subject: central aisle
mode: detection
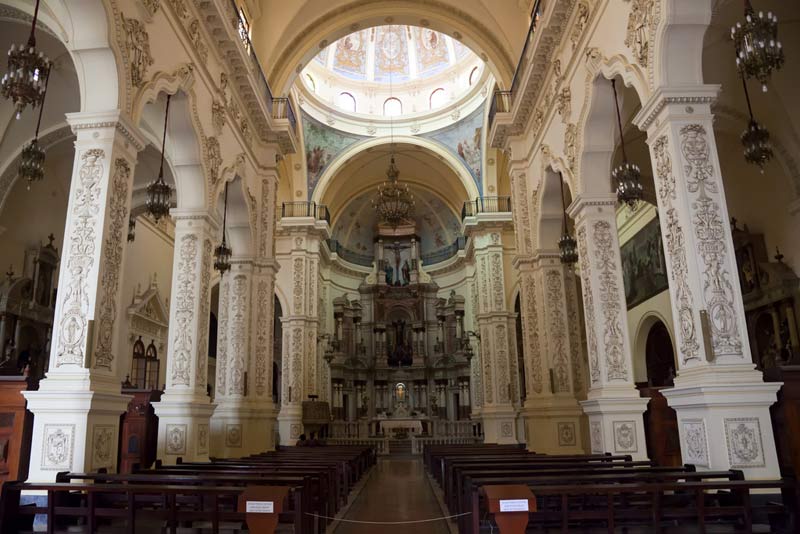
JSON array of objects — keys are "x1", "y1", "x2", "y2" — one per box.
[{"x1": 334, "y1": 457, "x2": 450, "y2": 534}]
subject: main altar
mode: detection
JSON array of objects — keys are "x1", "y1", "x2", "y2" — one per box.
[{"x1": 325, "y1": 218, "x2": 475, "y2": 438}]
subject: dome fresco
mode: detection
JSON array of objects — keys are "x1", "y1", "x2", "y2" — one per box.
[
  {"x1": 314, "y1": 26, "x2": 476, "y2": 84},
  {"x1": 333, "y1": 186, "x2": 462, "y2": 259}
]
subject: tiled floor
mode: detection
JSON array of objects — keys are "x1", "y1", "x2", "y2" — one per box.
[{"x1": 334, "y1": 457, "x2": 450, "y2": 534}]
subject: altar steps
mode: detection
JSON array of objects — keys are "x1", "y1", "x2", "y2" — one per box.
[{"x1": 389, "y1": 439, "x2": 413, "y2": 455}]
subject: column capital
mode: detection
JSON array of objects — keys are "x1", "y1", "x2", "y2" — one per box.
[
  {"x1": 170, "y1": 208, "x2": 220, "y2": 232},
  {"x1": 567, "y1": 193, "x2": 617, "y2": 220},
  {"x1": 633, "y1": 84, "x2": 721, "y2": 131},
  {"x1": 66, "y1": 109, "x2": 147, "y2": 153}
]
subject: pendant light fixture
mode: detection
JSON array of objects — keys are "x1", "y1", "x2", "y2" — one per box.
[
  {"x1": 214, "y1": 181, "x2": 232, "y2": 275},
  {"x1": 146, "y1": 94, "x2": 174, "y2": 222},
  {"x1": 18, "y1": 68, "x2": 50, "y2": 190},
  {"x1": 557, "y1": 172, "x2": 578, "y2": 266},
  {"x1": 1, "y1": 0, "x2": 50, "y2": 119},
  {"x1": 739, "y1": 74, "x2": 773, "y2": 172},
  {"x1": 372, "y1": 67, "x2": 414, "y2": 228},
  {"x1": 127, "y1": 216, "x2": 136, "y2": 243},
  {"x1": 611, "y1": 79, "x2": 643, "y2": 208},
  {"x1": 731, "y1": 0, "x2": 784, "y2": 92}
]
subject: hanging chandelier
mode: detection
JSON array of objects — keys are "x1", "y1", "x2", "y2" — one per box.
[
  {"x1": 372, "y1": 68, "x2": 414, "y2": 228},
  {"x1": 18, "y1": 68, "x2": 50, "y2": 189},
  {"x1": 1, "y1": 0, "x2": 50, "y2": 119},
  {"x1": 731, "y1": 0, "x2": 784, "y2": 92},
  {"x1": 739, "y1": 74, "x2": 773, "y2": 172},
  {"x1": 611, "y1": 79, "x2": 643, "y2": 208},
  {"x1": 127, "y1": 216, "x2": 136, "y2": 243},
  {"x1": 373, "y1": 155, "x2": 414, "y2": 228},
  {"x1": 214, "y1": 181, "x2": 232, "y2": 275},
  {"x1": 146, "y1": 94, "x2": 174, "y2": 221},
  {"x1": 557, "y1": 172, "x2": 578, "y2": 266}
]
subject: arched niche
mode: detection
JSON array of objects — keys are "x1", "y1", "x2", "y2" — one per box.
[{"x1": 632, "y1": 313, "x2": 677, "y2": 385}]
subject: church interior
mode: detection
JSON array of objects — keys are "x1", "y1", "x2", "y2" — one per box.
[{"x1": 0, "y1": 0, "x2": 798, "y2": 532}]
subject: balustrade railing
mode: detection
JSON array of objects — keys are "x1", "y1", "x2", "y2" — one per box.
[
  {"x1": 488, "y1": 0, "x2": 544, "y2": 128},
  {"x1": 420, "y1": 236, "x2": 468, "y2": 265},
  {"x1": 228, "y1": 0, "x2": 298, "y2": 134},
  {"x1": 461, "y1": 196, "x2": 512, "y2": 220},
  {"x1": 327, "y1": 239, "x2": 374, "y2": 267},
  {"x1": 328, "y1": 437, "x2": 389, "y2": 455},
  {"x1": 281, "y1": 201, "x2": 330, "y2": 223},
  {"x1": 411, "y1": 435, "x2": 481, "y2": 455}
]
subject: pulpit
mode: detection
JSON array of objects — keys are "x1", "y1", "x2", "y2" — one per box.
[{"x1": 118, "y1": 386, "x2": 162, "y2": 473}]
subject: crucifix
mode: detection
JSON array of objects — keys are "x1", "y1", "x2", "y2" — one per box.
[{"x1": 385, "y1": 240, "x2": 411, "y2": 285}]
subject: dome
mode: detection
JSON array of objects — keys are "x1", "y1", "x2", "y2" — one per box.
[{"x1": 301, "y1": 25, "x2": 485, "y2": 118}]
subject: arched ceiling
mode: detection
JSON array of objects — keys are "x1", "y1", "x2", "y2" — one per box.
[
  {"x1": 334, "y1": 185, "x2": 462, "y2": 256},
  {"x1": 248, "y1": 0, "x2": 533, "y2": 93},
  {"x1": 321, "y1": 141, "x2": 470, "y2": 219}
]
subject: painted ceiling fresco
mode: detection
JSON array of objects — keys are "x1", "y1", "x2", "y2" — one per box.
[
  {"x1": 333, "y1": 186, "x2": 462, "y2": 257},
  {"x1": 302, "y1": 102, "x2": 485, "y2": 198},
  {"x1": 315, "y1": 25, "x2": 477, "y2": 83}
]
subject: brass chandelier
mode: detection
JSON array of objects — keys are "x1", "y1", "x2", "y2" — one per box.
[
  {"x1": 146, "y1": 94, "x2": 174, "y2": 222},
  {"x1": 557, "y1": 172, "x2": 578, "y2": 266},
  {"x1": 1, "y1": 0, "x2": 50, "y2": 119},
  {"x1": 373, "y1": 154, "x2": 414, "y2": 228},
  {"x1": 611, "y1": 79, "x2": 643, "y2": 208},
  {"x1": 731, "y1": 0, "x2": 784, "y2": 93}
]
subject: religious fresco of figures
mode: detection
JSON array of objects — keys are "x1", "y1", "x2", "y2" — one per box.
[
  {"x1": 413, "y1": 27, "x2": 450, "y2": 77},
  {"x1": 621, "y1": 217, "x2": 669, "y2": 310},
  {"x1": 333, "y1": 187, "x2": 461, "y2": 258},
  {"x1": 374, "y1": 26, "x2": 411, "y2": 82},
  {"x1": 302, "y1": 112, "x2": 366, "y2": 195},
  {"x1": 421, "y1": 103, "x2": 484, "y2": 189},
  {"x1": 332, "y1": 30, "x2": 368, "y2": 79}
]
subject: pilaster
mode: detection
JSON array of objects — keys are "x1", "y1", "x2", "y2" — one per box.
[
  {"x1": 635, "y1": 86, "x2": 780, "y2": 477},
  {"x1": 517, "y1": 254, "x2": 585, "y2": 454},
  {"x1": 568, "y1": 194, "x2": 648, "y2": 460},
  {"x1": 24, "y1": 111, "x2": 146, "y2": 482},
  {"x1": 152, "y1": 210, "x2": 217, "y2": 464},
  {"x1": 470, "y1": 228, "x2": 518, "y2": 443}
]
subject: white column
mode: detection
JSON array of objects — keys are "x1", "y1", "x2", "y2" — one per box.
[
  {"x1": 152, "y1": 210, "x2": 217, "y2": 464},
  {"x1": 635, "y1": 87, "x2": 780, "y2": 478},
  {"x1": 518, "y1": 255, "x2": 585, "y2": 454},
  {"x1": 211, "y1": 259, "x2": 257, "y2": 457},
  {"x1": 277, "y1": 227, "x2": 323, "y2": 444},
  {"x1": 24, "y1": 112, "x2": 145, "y2": 482},
  {"x1": 569, "y1": 194, "x2": 648, "y2": 460},
  {"x1": 471, "y1": 229, "x2": 519, "y2": 443}
]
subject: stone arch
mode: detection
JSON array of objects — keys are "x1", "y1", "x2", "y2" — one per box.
[
  {"x1": 20, "y1": 0, "x2": 125, "y2": 112},
  {"x1": 311, "y1": 135, "x2": 481, "y2": 205},
  {"x1": 215, "y1": 175, "x2": 253, "y2": 259},
  {"x1": 137, "y1": 90, "x2": 206, "y2": 211},
  {"x1": 537, "y1": 166, "x2": 574, "y2": 252},
  {"x1": 651, "y1": 0, "x2": 712, "y2": 89},
  {"x1": 576, "y1": 68, "x2": 646, "y2": 196},
  {"x1": 267, "y1": 0, "x2": 515, "y2": 95}
]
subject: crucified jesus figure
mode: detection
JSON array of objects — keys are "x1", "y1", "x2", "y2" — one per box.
[{"x1": 385, "y1": 240, "x2": 411, "y2": 286}]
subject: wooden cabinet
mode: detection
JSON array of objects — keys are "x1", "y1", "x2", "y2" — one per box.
[{"x1": 638, "y1": 385, "x2": 682, "y2": 467}]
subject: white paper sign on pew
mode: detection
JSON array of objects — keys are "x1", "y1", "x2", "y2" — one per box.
[
  {"x1": 499, "y1": 499, "x2": 530, "y2": 512},
  {"x1": 246, "y1": 501, "x2": 275, "y2": 514}
]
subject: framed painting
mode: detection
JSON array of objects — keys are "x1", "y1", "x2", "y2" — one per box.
[{"x1": 621, "y1": 217, "x2": 669, "y2": 309}]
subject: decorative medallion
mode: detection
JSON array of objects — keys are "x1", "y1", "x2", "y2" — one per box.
[
  {"x1": 166, "y1": 424, "x2": 187, "y2": 455},
  {"x1": 42, "y1": 424, "x2": 75, "y2": 470},
  {"x1": 682, "y1": 419, "x2": 709, "y2": 467},
  {"x1": 558, "y1": 422, "x2": 577, "y2": 446},
  {"x1": 613, "y1": 420, "x2": 637, "y2": 453},
  {"x1": 724, "y1": 418, "x2": 765, "y2": 468}
]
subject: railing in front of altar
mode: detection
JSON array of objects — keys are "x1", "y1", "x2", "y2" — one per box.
[
  {"x1": 328, "y1": 437, "x2": 390, "y2": 455},
  {"x1": 411, "y1": 436, "x2": 482, "y2": 455}
]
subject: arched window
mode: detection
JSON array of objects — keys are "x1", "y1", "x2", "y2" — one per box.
[
  {"x1": 383, "y1": 97, "x2": 402, "y2": 117},
  {"x1": 131, "y1": 337, "x2": 146, "y2": 388},
  {"x1": 469, "y1": 66, "x2": 479, "y2": 86},
  {"x1": 337, "y1": 92, "x2": 356, "y2": 112},
  {"x1": 145, "y1": 340, "x2": 160, "y2": 390},
  {"x1": 306, "y1": 74, "x2": 316, "y2": 93},
  {"x1": 429, "y1": 88, "x2": 447, "y2": 109}
]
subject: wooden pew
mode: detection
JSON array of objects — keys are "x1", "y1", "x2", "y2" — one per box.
[{"x1": 0, "y1": 481, "x2": 302, "y2": 534}]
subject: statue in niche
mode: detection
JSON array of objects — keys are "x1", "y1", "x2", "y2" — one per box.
[
  {"x1": 402, "y1": 260, "x2": 411, "y2": 286},
  {"x1": 384, "y1": 263, "x2": 394, "y2": 285}
]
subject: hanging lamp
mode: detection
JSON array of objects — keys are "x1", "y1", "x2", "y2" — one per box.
[
  {"x1": 18, "y1": 68, "x2": 50, "y2": 189},
  {"x1": 739, "y1": 74, "x2": 773, "y2": 172},
  {"x1": 557, "y1": 172, "x2": 578, "y2": 266},
  {"x1": 731, "y1": 0, "x2": 783, "y2": 92},
  {"x1": 214, "y1": 181, "x2": 232, "y2": 275},
  {"x1": 1, "y1": 0, "x2": 50, "y2": 118},
  {"x1": 611, "y1": 80, "x2": 643, "y2": 208},
  {"x1": 127, "y1": 216, "x2": 136, "y2": 243},
  {"x1": 372, "y1": 67, "x2": 414, "y2": 228},
  {"x1": 146, "y1": 94, "x2": 174, "y2": 222}
]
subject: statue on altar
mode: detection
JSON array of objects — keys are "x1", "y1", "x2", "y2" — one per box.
[
  {"x1": 384, "y1": 263, "x2": 394, "y2": 285},
  {"x1": 402, "y1": 260, "x2": 411, "y2": 286}
]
